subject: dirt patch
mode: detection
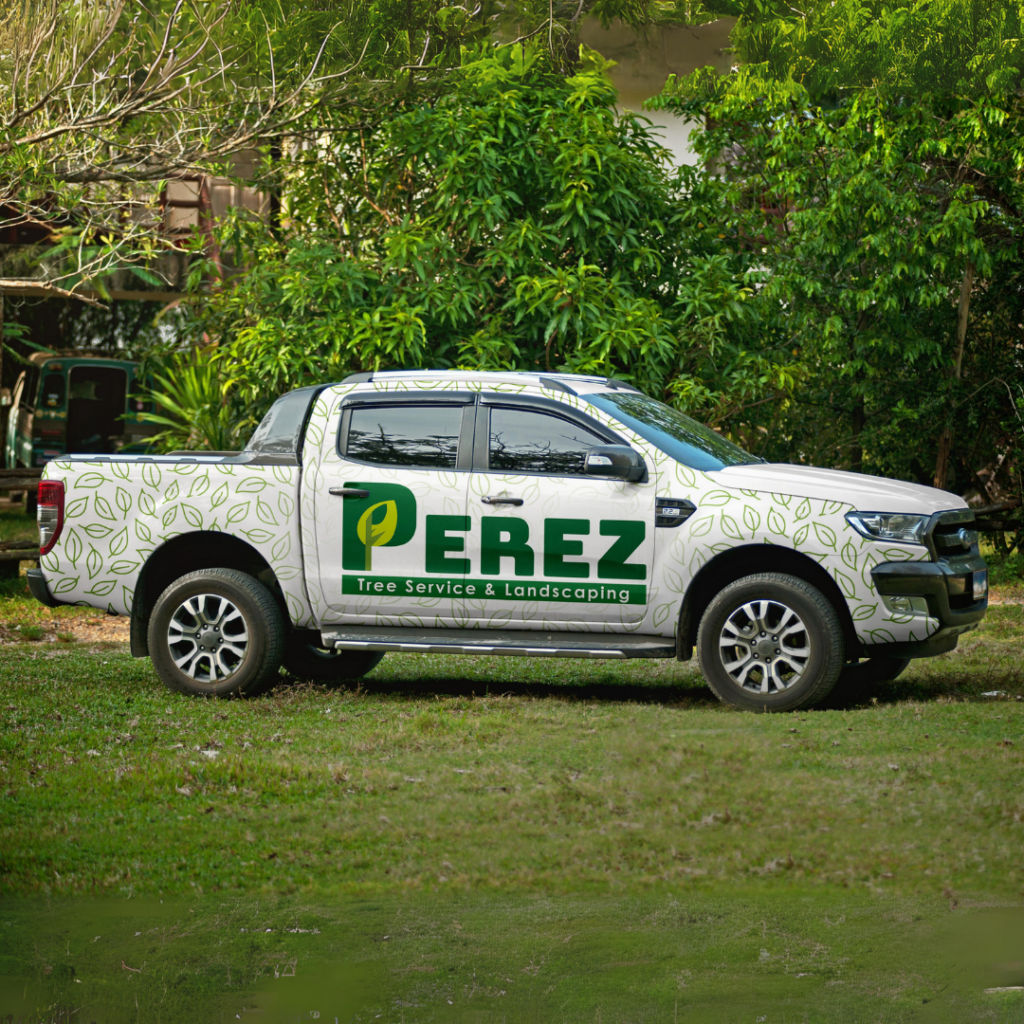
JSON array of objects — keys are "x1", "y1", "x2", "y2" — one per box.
[{"x1": 0, "y1": 614, "x2": 130, "y2": 645}]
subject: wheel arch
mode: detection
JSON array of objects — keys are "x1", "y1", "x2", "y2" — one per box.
[
  {"x1": 131, "y1": 531, "x2": 290, "y2": 657},
  {"x1": 676, "y1": 544, "x2": 861, "y2": 661}
]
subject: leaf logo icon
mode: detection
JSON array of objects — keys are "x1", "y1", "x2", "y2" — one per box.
[{"x1": 357, "y1": 500, "x2": 399, "y2": 570}]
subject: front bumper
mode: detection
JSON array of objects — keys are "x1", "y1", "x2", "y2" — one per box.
[{"x1": 868, "y1": 552, "x2": 988, "y2": 658}]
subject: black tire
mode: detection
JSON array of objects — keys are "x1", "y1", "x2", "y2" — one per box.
[
  {"x1": 697, "y1": 572, "x2": 845, "y2": 712},
  {"x1": 148, "y1": 568, "x2": 286, "y2": 697},
  {"x1": 283, "y1": 631, "x2": 384, "y2": 685}
]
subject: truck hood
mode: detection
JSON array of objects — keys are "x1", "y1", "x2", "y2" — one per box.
[{"x1": 712, "y1": 463, "x2": 966, "y2": 516}]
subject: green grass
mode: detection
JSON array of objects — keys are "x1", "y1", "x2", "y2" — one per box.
[{"x1": 1, "y1": 503, "x2": 1022, "y2": 1022}]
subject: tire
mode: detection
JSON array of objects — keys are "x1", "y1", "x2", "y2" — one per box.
[
  {"x1": 697, "y1": 572, "x2": 845, "y2": 712},
  {"x1": 148, "y1": 568, "x2": 286, "y2": 697},
  {"x1": 283, "y1": 631, "x2": 384, "y2": 685}
]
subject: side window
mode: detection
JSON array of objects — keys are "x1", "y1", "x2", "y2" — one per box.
[
  {"x1": 345, "y1": 403, "x2": 463, "y2": 469},
  {"x1": 488, "y1": 406, "x2": 606, "y2": 475}
]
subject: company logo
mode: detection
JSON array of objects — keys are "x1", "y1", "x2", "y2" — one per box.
[{"x1": 342, "y1": 483, "x2": 417, "y2": 571}]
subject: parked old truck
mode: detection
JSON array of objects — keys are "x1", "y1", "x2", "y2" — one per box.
[{"x1": 27, "y1": 371, "x2": 989, "y2": 711}]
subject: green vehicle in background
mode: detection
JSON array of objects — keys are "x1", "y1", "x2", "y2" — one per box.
[{"x1": 4, "y1": 351, "x2": 156, "y2": 472}]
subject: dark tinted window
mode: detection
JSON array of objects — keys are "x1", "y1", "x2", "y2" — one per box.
[
  {"x1": 585, "y1": 392, "x2": 758, "y2": 471},
  {"x1": 247, "y1": 385, "x2": 324, "y2": 457},
  {"x1": 488, "y1": 407, "x2": 605, "y2": 475},
  {"x1": 347, "y1": 404, "x2": 462, "y2": 469},
  {"x1": 41, "y1": 373, "x2": 66, "y2": 409}
]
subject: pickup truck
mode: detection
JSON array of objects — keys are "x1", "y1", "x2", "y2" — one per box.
[{"x1": 27, "y1": 370, "x2": 989, "y2": 711}]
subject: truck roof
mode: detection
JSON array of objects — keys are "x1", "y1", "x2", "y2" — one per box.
[{"x1": 343, "y1": 370, "x2": 634, "y2": 393}]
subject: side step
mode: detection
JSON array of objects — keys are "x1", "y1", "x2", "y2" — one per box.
[{"x1": 321, "y1": 626, "x2": 676, "y2": 660}]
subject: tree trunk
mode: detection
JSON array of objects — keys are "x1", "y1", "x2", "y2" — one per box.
[{"x1": 933, "y1": 262, "x2": 974, "y2": 490}]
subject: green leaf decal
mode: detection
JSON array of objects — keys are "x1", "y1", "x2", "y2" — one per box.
[
  {"x1": 822, "y1": 500, "x2": 845, "y2": 516},
  {"x1": 771, "y1": 493, "x2": 791, "y2": 508},
  {"x1": 173, "y1": 462, "x2": 198, "y2": 476},
  {"x1": 41, "y1": 553, "x2": 59, "y2": 572},
  {"x1": 109, "y1": 528, "x2": 129, "y2": 557},
  {"x1": 122, "y1": 586, "x2": 134, "y2": 612},
  {"x1": 275, "y1": 565, "x2": 300, "y2": 580},
  {"x1": 109, "y1": 560, "x2": 139, "y2": 575},
  {"x1": 272, "y1": 465, "x2": 292, "y2": 485},
  {"x1": 742, "y1": 506, "x2": 761, "y2": 535},
  {"x1": 688, "y1": 515, "x2": 714, "y2": 539},
  {"x1": 87, "y1": 579, "x2": 116, "y2": 597},
  {"x1": 181, "y1": 504, "x2": 204, "y2": 529},
  {"x1": 879, "y1": 547, "x2": 914, "y2": 561},
  {"x1": 65, "y1": 529, "x2": 82, "y2": 568},
  {"x1": 86, "y1": 546, "x2": 102, "y2": 580},
  {"x1": 271, "y1": 534, "x2": 291, "y2": 562},
  {"x1": 164, "y1": 480, "x2": 180, "y2": 502},
  {"x1": 236, "y1": 477, "x2": 268, "y2": 494},
  {"x1": 701, "y1": 490, "x2": 733, "y2": 507},
  {"x1": 75, "y1": 473, "x2": 106, "y2": 489},
  {"x1": 134, "y1": 519, "x2": 152, "y2": 543},
  {"x1": 53, "y1": 577, "x2": 79, "y2": 594},
  {"x1": 255, "y1": 498, "x2": 278, "y2": 526},
  {"x1": 210, "y1": 483, "x2": 229, "y2": 509},
  {"x1": 674, "y1": 463, "x2": 696, "y2": 488},
  {"x1": 841, "y1": 539, "x2": 858, "y2": 569},
  {"x1": 188, "y1": 474, "x2": 210, "y2": 499},
  {"x1": 214, "y1": 463, "x2": 236, "y2": 476},
  {"x1": 278, "y1": 492, "x2": 295, "y2": 518},
  {"x1": 111, "y1": 462, "x2": 131, "y2": 480},
  {"x1": 866, "y1": 628, "x2": 896, "y2": 645},
  {"x1": 141, "y1": 463, "x2": 162, "y2": 489},
  {"x1": 243, "y1": 528, "x2": 275, "y2": 544},
  {"x1": 850, "y1": 603, "x2": 877, "y2": 621},
  {"x1": 162, "y1": 505, "x2": 178, "y2": 529},
  {"x1": 225, "y1": 502, "x2": 250, "y2": 525},
  {"x1": 794, "y1": 498, "x2": 811, "y2": 521},
  {"x1": 767, "y1": 508, "x2": 786, "y2": 535},
  {"x1": 812, "y1": 522, "x2": 837, "y2": 549},
  {"x1": 116, "y1": 487, "x2": 132, "y2": 514},
  {"x1": 720, "y1": 512, "x2": 744, "y2": 540},
  {"x1": 832, "y1": 568, "x2": 856, "y2": 598},
  {"x1": 82, "y1": 523, "x2": 112, "y2": 539},
  {"x1": 653, "y1": 602, "x2": 672, "y2": 628},
  {"x1": 139, "y1": 492, "x2": 156, "y2": 517},
  {"x1": 793, "y1": 524, "x2": 810, "y2": 547},
  {"x1": 94, "y1": 496, "x2": 116, "y2": 521},
  {"x1": 664, "y1": 567, "x2": 685, "y2": 593},
  {"x1": 65, "y1": 497, "x2": 88, "y2": 519}
]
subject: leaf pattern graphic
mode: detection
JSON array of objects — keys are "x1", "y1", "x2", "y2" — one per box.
[
  {"x1": 767, "y1": 508, "x2": 786, "y2": 535},
  {"x1": 210, "y1": 483, "x2": 229, "y2": 509},
  {"x1": 53, "y1": 577, "x2": 79, "y2": 594},
  {"x1": 173, "y1": 462, "x2": 198, "y2": 476},
  {"x1": 841, "y1": 539, "x2": 858, "y2": 569},
  {"x1": 141, "y1": 463, "x2": 161, "y2": 489},
  {"x1": 273, "y1": 466, "x2": 292, "y2": 485},
  {"x1": 86, "y1": 546, "x2": 102, "y2": 580},
  {"x1": 122, "y1": 587, "x2": 134, "y2": 612},
  {"x1": 65, "y1": 529, "x2": 82, "y2": 568},
  {"x1": 272, "y1": 534, "x2": 292, "y2": 562},
  {"x1": 82, "y1": 523, "x2": 112, "y2": 539},
  {"x1": 182, "y1": 504, "x2": 204, "y2": 528},
  {"x1": 794, "y1": 498, "x2": 811, "y2": 521},
  {"x1": 720, "y1": 512, "x2": 744, "y2": 541},
  {"x1": 742, "y1": 506, "x2": 761, "y2": 535},
  {"x1": 832, "y1": 568, "x2": 857, "y2": 598},
  {"x1": 116, "y1": 487, "x2": 132, "y2": 514},
  {"x1": 162, "y1": 505, "x2": 178, "y2": 529},
  {"x1": 236, "y1": 477, "x2": 268, "y2": 493},
  {"x1": 65, "y1": 497, "x2": 88, "y2": 519},
  {"x1": 109, "y1": 528, "x2": 129, "y2": 556},
  {"x1": 111, "y1": 462, "x2": 131, "y2": 480},
  {"x1": 94, "y1": 496, "x2": 116, "y2": 521},
  {"x1": 664, "y1": 567, "x2": 685, "y2": 593},
  {"x1": 688, "y1": 515, "x2": 714, "y2": 538},
  {"x1": 812, "y1": 522, "x2": 837, "y2": 549},
  {"x1": 653, "y1": 602, "x2": 672, "y2": 628},
  {"x1": 793, "y1": 524, "x2": 810, "y2": 547},
  {"x1": 164, "y1": 480, "x2": 180, "y2": 502},
  {"x1": 850, "y1": 603, "x2": 877, "y2": 621},
  {"x1": 771, "y1": 493, "x2": 791, "y2": 508},
  {"x1": 134, "y1": 519, "x2": 152, "y2": 543},
  {"x1": 226, "y1": 502, "x2": 250, "y2": 525},
  {"x1": 188, "y1": 474, "x2": 210, "y2": 498},
  {"x1": 278, "y1": 492, "x2": 295, "y2": 518},
  {"x1": 244, "y1": 528, "x2": 275, "y2": 544},
  {"x1": 87, "y1": 580, "x2": 116, "y2": 597},
  {"x1": 110, "y1": 560, "x2": 139, "y2": 575},
  {"x1": 139, "y1": 492, "x2": 156, "y2": 516},
  {"x1": 701, "y1": 490, "x2": 733, "y2": 507},
  {"x1": 75, "y1": 473, "x2": 106, "y2": 488},
  {"x1": 256, "y1": 498, "x2": 278, "y2": 526}
]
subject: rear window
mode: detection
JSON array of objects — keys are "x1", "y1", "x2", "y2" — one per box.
[{"x1": 40, "y1": 373, "x2": 66, "y2": 409}]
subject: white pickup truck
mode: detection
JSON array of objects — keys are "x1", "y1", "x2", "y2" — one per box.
[{"x1": 28, "y1": 371, "x2": 989, "y2": 711}]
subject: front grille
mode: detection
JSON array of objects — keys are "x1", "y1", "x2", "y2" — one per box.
[{"x1": 927, "y1": 509, "x2": 976, "y2": 561}]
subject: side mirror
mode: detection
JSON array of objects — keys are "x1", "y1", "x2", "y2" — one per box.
[{"x1": 584, "y1": 445, "x2": 647, "y2": 483}]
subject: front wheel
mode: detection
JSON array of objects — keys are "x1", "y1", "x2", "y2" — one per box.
[
  {"x1": 283, "y1": 631, "x2": 384, "y2": 685},
  {"x1": 148, "y1": 568, "x2": 286, "y2": 697},
  {"x1": 697, "y1": 572, "x2": 845, "y2": 712}
]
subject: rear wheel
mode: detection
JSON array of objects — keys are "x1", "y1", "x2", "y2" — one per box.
[
  {"x1": 283, "y1": 631, "x2": 384, "y2": 684},
  {"x1": 697, "y1": 572, "x2": 845, "y2": 712},
  {"x1": 148, "y1": 568, "x2": 286, "y2": 697}
]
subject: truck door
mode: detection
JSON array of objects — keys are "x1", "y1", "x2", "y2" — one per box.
[
  {"x1": 312, "y1": 391, "x2": 474, "y2": 627},
  {"x1": 464, "y1": 397, "x2": 655, "y2": 627}
]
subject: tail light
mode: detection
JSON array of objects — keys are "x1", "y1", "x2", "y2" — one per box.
[{"x1": 38, "y1": 480, "x2": 65, "y2": 556}]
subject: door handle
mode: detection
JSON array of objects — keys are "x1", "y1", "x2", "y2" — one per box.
[
  {"x1": 482, "y1": 496, "x2": 523, "y2": 506},
  {"x1": 329, "y1": 487, "x2": 370, "y2": 498}
]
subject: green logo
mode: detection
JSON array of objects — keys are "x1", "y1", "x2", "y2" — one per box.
[{"x1": 342, "y1": 483, "x2": 417, "y2": 571}]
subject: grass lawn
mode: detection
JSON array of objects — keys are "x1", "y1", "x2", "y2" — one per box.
[{"x1": 1, "y1": 505, "x2": 1022, "y2": 1021}]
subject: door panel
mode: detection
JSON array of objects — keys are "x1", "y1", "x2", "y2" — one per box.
[
  {"x1": 464, "y1": 403, "x2": 655, "y2": 627},
  {"x1": 312, "y1": 395, "x2": 473, "y2": 627}
]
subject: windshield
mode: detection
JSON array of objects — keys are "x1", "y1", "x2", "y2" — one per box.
[{"x1": 585, "y1": 391, "x2": 760, "y2": 471}]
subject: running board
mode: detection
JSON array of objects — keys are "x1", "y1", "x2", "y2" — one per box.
[{"x1": 320, "y1": 626, "x2": 675, "y2": 660}]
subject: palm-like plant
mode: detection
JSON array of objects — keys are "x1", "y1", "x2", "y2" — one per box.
[{"x1": 140, "y1": 352, "x2": 246, "y2": 452}]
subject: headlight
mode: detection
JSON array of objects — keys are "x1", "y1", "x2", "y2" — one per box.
[{"x1": 846, "y1": 511, "x2": 928, "y2": 545}]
